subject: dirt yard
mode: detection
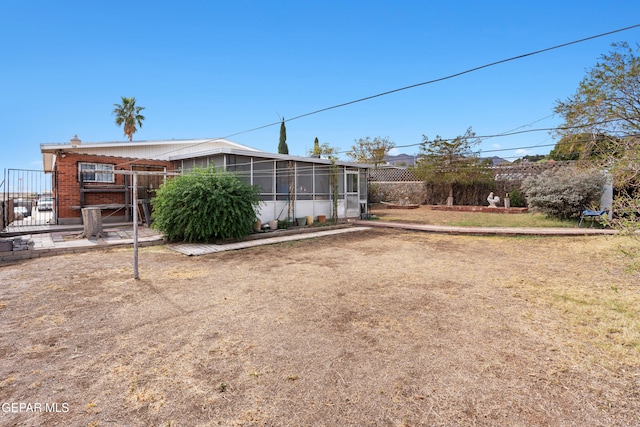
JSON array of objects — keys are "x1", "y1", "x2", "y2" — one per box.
[{"x1": 1, "y1": 220, "x2": 639, "y2": 425}]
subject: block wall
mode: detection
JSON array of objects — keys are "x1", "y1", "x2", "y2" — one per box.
[{"x1": 368, "y1": 181, "x2": 428, "y2": 205}]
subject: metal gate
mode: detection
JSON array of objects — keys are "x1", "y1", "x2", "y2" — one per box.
[{"x1": 2, "y1": 168, "x2": 56, "y2": 230}]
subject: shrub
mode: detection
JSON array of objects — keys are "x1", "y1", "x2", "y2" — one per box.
[
  {"x1": 151, "y1": 167, "x2": 261, "y2": 242},
  {"x1": 506, "y1": 188, "x2": 525, "y2": 207},
  {"x1": 521, "y1": 167, "x2": 605, "y2": 219}
]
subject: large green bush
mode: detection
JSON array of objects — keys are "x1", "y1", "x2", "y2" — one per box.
[
  {"x1": 151, "y1": 168, "x2": 261, "y2": 242},
  {"x1": 521, "y1": 167, "x2": 605, "y2": 219}
]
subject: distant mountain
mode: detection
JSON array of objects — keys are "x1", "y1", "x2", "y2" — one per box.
[{"x1": 483, "y1": 156, "x2": 510, "y2": 166}]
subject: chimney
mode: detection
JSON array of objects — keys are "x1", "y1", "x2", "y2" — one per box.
[{"x1": 70, "y1": 135, "x2": 81, "y2": 146}]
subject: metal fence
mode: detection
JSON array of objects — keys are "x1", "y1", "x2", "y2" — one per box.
[{"x1": 2, "y1": 168, "x2": 56, "y2": 229}]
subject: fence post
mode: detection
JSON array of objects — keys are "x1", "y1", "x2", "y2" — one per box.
[{"x1": 133, "y1": 172, "x2": 139, "y2": 280}]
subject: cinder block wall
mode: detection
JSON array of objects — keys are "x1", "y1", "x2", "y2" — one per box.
[
  {"x1": 54, "y1": 154, "x2": 174, "y2": 223},
  {"x1": 368, "y1": 182, "x2": 428, "y2": 204}
]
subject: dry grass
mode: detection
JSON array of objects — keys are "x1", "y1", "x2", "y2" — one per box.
[
  {"x1": 0, "y1": 217, "x2": 638, "y2": 426},
  {"x1": 371, "y1": 203, "x2": 580, "y2": 228}
]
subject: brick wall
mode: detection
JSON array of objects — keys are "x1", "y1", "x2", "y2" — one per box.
[{"x1": 54, "y1": 153, "x2": 174, "y2": 222}]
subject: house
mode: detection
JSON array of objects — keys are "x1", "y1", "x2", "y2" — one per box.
[
  {"x1": 41, "y1": 136, "x2": 370, "y2": 225},
  {"x1": 384, "y1": 153, "x2": 416, "y2": 167},
  {"x1": 383, "y1": 153, "x2": 510, "y2": 167}
]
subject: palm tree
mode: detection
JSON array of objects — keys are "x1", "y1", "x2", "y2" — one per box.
[{"x1": 113, "y1": 97, "x2": 145, "y2": 141}]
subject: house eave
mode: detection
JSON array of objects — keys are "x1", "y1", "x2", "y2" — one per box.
[
  {"x1": 42, "y1": 152, "x2": 56, "y2": 173},
  {"x1": 39, "y1": 138, "x2": 372, "y2": 170},
  {"x1": 169, "y1": 148, "x2": 373, "y2": 168}
]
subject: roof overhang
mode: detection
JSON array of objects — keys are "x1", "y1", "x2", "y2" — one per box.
[
  {"x1": 169, "y1": 147, "x2": 372, "y2": 168},
  {"x1": 42, "y1": 152, "x2": 55, "y2": 173},
  {"x1": 39, "y1": 137, "x2": 256, "y2": 151},
  {"x1": 38, "y1": 138, "x2": 372, "y2": 170},
  {"x1": 39, "y1": 138, "x2": 261, "y2": 171}
]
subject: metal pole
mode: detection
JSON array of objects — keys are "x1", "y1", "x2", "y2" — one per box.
[{"x1": 133, "y1": 172, "x2": 139, "y2": 280}]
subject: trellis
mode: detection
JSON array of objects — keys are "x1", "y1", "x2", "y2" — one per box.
[
  {"x1": 368, "y1": 162, "x2": 573, "y2": 183},
  {"x1": 368, "y1": 168, "x2": 419, "y2": 182},
  {"x1": 368, "y1": 162, "x2": 575, "y2": 206},
  {"x1": 490, "y1": 161, "x2": 570, "y2": 182}
]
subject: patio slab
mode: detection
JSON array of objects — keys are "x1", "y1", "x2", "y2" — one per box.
[{"x1": 168, "y1": 227, "x2": 372, "y2": 256}]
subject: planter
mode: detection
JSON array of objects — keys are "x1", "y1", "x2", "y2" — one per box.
[
  {"x1": 254, "y1": 220, "x2": 262, "y2": 232},
  {"x1": 317, "y1": 215, "x2": 326, "y2": 223},
  {"x1": 306, "y1": 215, "x2": 314, "y2": 225},
  {"x1": 268, "y1": 220, "x2": 278, "y2": 230},
  {"x1": 296, "y1": 217, "x2": 307, "y2": 226}
]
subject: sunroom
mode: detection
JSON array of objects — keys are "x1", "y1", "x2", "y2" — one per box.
[{"x1": 171, "y1": 149, "x2": 370, "y2": 223}]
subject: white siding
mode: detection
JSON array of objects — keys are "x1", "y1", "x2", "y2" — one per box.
[{"x1": 42, "y1": 139, "x2": 259, "y2": 161}]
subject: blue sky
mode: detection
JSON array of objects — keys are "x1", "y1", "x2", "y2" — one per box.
[{"x1": 1, "y1": 1, "x2": 639, "y2": 175}]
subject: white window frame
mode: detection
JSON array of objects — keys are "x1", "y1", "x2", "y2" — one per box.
[{"x1": 79, "y1": 162, "x2": 115, "y2": 183}]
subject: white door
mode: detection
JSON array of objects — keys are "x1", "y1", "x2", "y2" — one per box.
[{"x1": 346, "y1": 171, "x2": 360, "y2": 218}]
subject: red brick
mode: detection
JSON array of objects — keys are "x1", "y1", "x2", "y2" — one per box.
[{"x1": 54, "y1": 154, "x2": 174, "y2": 221}]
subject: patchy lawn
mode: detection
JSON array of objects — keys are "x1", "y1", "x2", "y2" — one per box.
[
  {"x1": 0, "y1": 227, "x2": 638, "y2": 426},
  {"x1": 369, "y1": 203, "x2": 580, "y2": 228}
]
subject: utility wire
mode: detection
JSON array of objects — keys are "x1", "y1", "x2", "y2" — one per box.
[
  {"x1": 228, "y1": 23, "x2": 640, "y2": 134},
  {"x1": 115, "y1": 23, "x2": 640, "y2": 166},
  {"x1": 385, "y1": 119, "x2": 625, "y2": 153},
  {"x1": 156, "y1": 120, "x2": 634, "y2": 172}
]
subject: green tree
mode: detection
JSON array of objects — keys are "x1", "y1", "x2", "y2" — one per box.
[
  {"x1": 312, "y1": 137, "x2": 321, "y2": 155},
  {"x1": 555, "y1": 42, "x2": 640, "y2": 143},
  {"x1": 319, "y1": 144, "x2": 341, "y2": 221},
  {"x1": 278, "y1": 118, "x2": 289, "y2": 154},
  {"x1": 554, "y1": 42, "x2": 640, "y2": 232},
  {"x1": 112, "y1": 96, "x2": 145, "y2": 141},
  {"x1": 513, "y1": 154, "x2": 547, "y2": 163},
  {"x1": 346, "y1": 136, "x2": 395, "y2": 168},
  {"x1": 151, "y1": 167, "x2": 261, "y2": 242},
  {"x1": 548, "y1": 133, "x2": 621, "y2": 161},
  {"x1": 412, "y1": 127, "x2": 492, "y2": 205},
  {"x1": 307, "y1": 142, "x2": 341, "y2": 220}
]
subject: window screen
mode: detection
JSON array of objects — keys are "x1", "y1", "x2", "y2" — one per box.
[
  {"x1": 79, "y1": 163, "x2": 115, "y2": 183},
  {"x1": 253, "y1": 159, "x2": 274, "y2": 193}
]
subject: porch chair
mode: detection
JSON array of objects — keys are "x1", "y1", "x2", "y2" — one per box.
[{"x1": 578, "y1": 208, "x2": 608, "y2": 227}]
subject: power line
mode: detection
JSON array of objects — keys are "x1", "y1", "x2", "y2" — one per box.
[
  {"x1": 238, "y1": 24, "x2": 640, "y2": 130},
  {"x1": 157, "y1": 125, "x2": 632, "y2": 172},
  {"x1": 115, "y1": 23, "x2": 640, "y2": 166},
  {"x1": 475, "y1": 143, "x2": 558, "y2": 155},
  {"x1": 492, "y1": 114, "x2": 557, "y2": 136},
  {"x1": 384, "y1": 119, "x2": 624, "y2": 154}
]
